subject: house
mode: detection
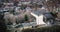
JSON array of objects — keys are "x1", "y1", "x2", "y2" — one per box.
[
  {"x1": 31, "y1": 11, "x2": 46, "y2": 25},
  {"x1": 31, "y1": 10, "x2": 54, "y2": 25},
  {"x1": 21, "y1": 1, "x2": 31, "y2": 5}
]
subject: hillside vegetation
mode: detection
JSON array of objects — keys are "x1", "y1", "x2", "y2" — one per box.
[{"x1": 22, "y1": 25, "x2": 60, "y2": 32}]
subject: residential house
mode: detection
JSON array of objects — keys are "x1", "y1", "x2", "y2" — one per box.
[{"x1": 31, "y1": 9, "x2": 54, "y2": 25}]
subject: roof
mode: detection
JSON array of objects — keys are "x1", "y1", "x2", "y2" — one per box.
[
  {"x1": 44, "y1": 13, "x2": 54, "y2": 19},
  {"x1": 32, "y1": 9, "x2": 47, "y2": 16},
  {"x1": 31, "y1": 9, "x2": 54, "y2": 19}
]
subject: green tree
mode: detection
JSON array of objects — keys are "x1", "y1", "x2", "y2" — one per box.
[
  {"x1": 0, "y1": 14, "x2": 7, "y2": 32},
  {"x1": 50, "y1": 12, "x2": 58, "y2": 18},
  {"x1": 20, "y1": 4, "x2": 26, "y2": 10},
  {"x1": 24, "y1": 14, "x2": 29, "y2": 21},
  {"x1": 9, "y1": 10, "x2": 15, "y2": 15}
]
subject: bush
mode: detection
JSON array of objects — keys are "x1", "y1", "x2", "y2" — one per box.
[
  {"x1": 50, "y1": 12, "x2": 57, "y2": 18},
  {"x1": 24, "y1": 14, "x2": 29, "y2": 21},
  {"x1": 22, "y1": 25, "x2": 60, "y2": 32},
  {"x1": 20, "y1": 5, "x2": 27, "y2": 10}
]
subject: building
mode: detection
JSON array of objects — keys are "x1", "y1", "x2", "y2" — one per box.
[
  {"x1": 31, "y1": 10, "x2": 46, "y2": 25},
  {"x1": 31, "y1": 9, "x2": 54, "y2": 25}
]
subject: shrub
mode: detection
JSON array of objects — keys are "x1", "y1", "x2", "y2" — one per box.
[{"x1": 24, "y1": 14, "x2": 29, "y2": 21}]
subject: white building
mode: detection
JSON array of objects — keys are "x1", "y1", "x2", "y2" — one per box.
[
  {"x1": 31, "y1": 11, "x2": 46, "y2": 25},
  {"x1": 31, "y1": 10, "x2": 54, "y2": 25}
]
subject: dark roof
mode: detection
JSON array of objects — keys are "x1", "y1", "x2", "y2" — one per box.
[
  {"x1": 32, "y1": 9, "x2": 54, "y2": 19},
  {"x1": 32, "y1": 9, "x2": 47, "y2": 16},
  {"x1": 44, "y1": 13, "x2": 54, "y2": 19}
]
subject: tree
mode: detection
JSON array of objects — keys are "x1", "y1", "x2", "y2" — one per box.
[
  {"x1": 50, "y1": 12, "x2": 58, "y2": 18},
  {"x1": 44, "y1": 0, "x2": 60, "y2": 12},
  {"x1": 24, "y1": 14, "x2": 29, "y2": 21},
  {"x1": 7, "y1": 21, "x2": 13, "y2": 25},
  {"x1": 2, "y1": 0, "x2": 9, "y2": 2},
  {"x1": 43, "y1": 0, "x2": 60, "y2": 18},
  {"x1": 0, "y1": 3, "x2": 3, "y2": 8},
  {"x1": 9, "y1": 10, "x2": 15, "y2": 15},
  {"x1": 20, "y1": 4, "x2": 27, "y2": 10},
  {"x1": 0, "y1": 14, "x2": 7, "y2": 32},
  {"x1": 14, "y1": 0, "x2": 19, "y2": 6}
]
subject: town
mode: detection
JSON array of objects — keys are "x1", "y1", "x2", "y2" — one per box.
[{"x1": 0, "y1": 0, "x2": 60, "y2": 32}]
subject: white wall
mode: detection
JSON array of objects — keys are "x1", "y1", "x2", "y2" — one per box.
[
  {"x1": 31, "y1": 12, "x2": 46, "y2": 25},
  {"x1": 36, "y1": 15, "x2": 46, "y2": 25}
]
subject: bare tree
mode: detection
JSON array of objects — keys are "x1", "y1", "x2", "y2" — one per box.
[
  {"x1": 42, "y1": 0, "x2": 60, "y2": 18},
  {"x1": 44, "y1": 0, "x2": 60, "y2": 12}
]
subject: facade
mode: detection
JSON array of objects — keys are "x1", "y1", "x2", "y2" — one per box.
[{"x1": 31, "y1": 12, "x2": 46, "y2": 25}]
